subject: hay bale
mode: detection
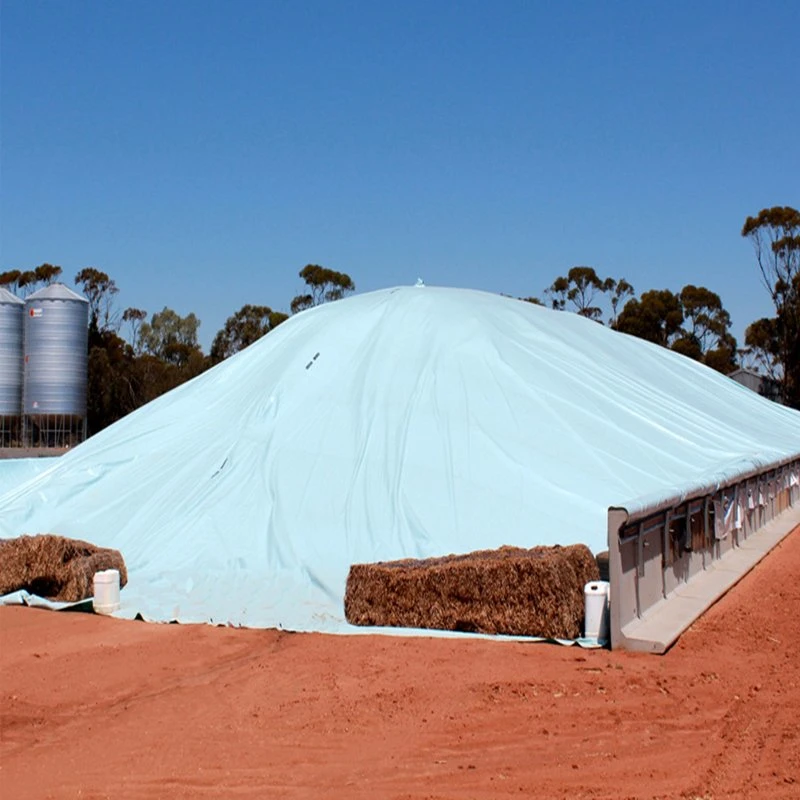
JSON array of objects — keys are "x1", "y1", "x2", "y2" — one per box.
[
  {"x1": 0, "y1": 534, "x2": 127, "y2": 602},
  {"x1": 345, "y1": 543, "x2": 599, "y2": 640}
]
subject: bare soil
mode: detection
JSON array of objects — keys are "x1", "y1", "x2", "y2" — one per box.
[{"x1": 2, "y1": 529, "x2": 799, "y2": 800}]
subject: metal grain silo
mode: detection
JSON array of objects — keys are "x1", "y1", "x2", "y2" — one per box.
[
  {"x1": 0, "y1": 287, "x2": 24, "y2": 446},
  {"x1": 23, "y1": 283, "x2": 89, "y2": 448}
]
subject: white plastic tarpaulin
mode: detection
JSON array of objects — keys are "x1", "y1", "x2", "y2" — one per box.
[
  {"x1": 0, "y1": 457, "x2": 58, "y2": 491},
  {"x1": 2, "y1": 286, "x2": 799, "y2": 631}
]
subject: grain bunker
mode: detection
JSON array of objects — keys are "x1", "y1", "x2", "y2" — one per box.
[{"x1": 1, "y1": 285, "x2": 799, "y2": 649}]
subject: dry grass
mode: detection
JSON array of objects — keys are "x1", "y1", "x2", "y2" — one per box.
[
  {"x1": 0, "y1": 534, "x2": 127, "y2": 602},
  {"x1": 345, "y1": 543, "x2": 599, "y2": 639}
]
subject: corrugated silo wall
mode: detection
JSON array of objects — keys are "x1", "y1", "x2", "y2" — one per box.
[
  {"x1": 0, "y1": 291, "x2": 25, "y2": 445},
  {"x1": 23, "y1": 293, "x2": 89, "y2": 430}
]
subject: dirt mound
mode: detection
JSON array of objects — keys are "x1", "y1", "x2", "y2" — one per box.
[
  {"x1": 0, "y1": 534, "x2": 126, "y2": 602},
  {"x1": 345, "y1": 543, "x2": 599, "y2": 639}
]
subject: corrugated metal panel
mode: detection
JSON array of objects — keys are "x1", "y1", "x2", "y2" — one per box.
[
  {"x1": 23, "y1": 283, "x2": 89, "y2": 415},
  {"x1": 0, "y1": 287, "x2": 25, "y2": 415}
]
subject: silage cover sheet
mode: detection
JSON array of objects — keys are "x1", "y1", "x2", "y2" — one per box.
[
  {"x1": 1, "y1": 286, "x2": 799, "y2": 632},
  {"x1": 0, "y1": 457, "x2": 59, "y2": 491}
]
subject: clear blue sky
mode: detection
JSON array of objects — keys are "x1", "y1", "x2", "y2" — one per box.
[{"x1": 2, "y1": 0, "x2": 798, "y2": 351}]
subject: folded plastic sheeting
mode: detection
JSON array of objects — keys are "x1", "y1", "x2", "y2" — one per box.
[
  {"x1": 1, "y1": 286, "x2": 799, "y2": 633},
  {"x1": 0, "y1": 457, "x2": 59, "y2": 492}
]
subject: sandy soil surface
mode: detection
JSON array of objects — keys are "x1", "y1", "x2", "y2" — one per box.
[{"x1": 2, "y1": 530, "x2": 799, "y2": 800}]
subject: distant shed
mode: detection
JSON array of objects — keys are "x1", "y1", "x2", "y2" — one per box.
[{"x1": 728, "y1": 368, "x2": 782, "y2": 403}]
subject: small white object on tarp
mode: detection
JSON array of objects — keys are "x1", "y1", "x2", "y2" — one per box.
[
  {"x1": 584, "y1": 580, "x2": 610, "y2": 642},
  {"x1": 93, "y1": 569, "x2": 121, "y2": 615}
]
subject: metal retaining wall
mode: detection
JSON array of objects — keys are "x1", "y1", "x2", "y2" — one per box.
[{"x1": 608, "y1": 456, "x2": 800, "y2": 653}]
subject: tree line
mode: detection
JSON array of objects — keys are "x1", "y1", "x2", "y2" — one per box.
[
  {"x1": 1, "y1": 205, "x2": 797, "y2": 434},
  {"x1": 521, "y1": 270, "x2": 738, "y2": 373}
]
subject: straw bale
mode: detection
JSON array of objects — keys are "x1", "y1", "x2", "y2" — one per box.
[
  {"x1": 345, "y1": 543, "x2": 599, "y2": 639},
  {"x1": 0, "y1": 534, "x2": 127, "y2": 602}
]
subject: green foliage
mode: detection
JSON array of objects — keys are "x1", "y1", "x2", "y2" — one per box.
[
  {"x1": 0, "y1": 270, "x2": 22, "y2": 292},
  {"x1": 527, "y1": 266, "x2": 737, "y2": 373},
  {"x1": 741, "y1": 206, "x2": 800, "y2": 298},
  {"x1": 609, "y1": 279, "x2": 635, "y2": 326},
  {"x1": 1, "y1": 264, "x2": 63, "y2": 296},
  {"x1": 210, "y1": 304, "x2": 288, "y2": 363},
  {"x1": 33, "y1": 263, "x2": 62, "y2": 285},
  {"x1": 535, "y1": 268, "x2": 736, "y2": 375},
  {"x1": 74, "y1": 267, "x2": 119, "y2": 331},
  {"x1": 545, "y1": 266, "x2": 618, "y2": 321},
  {"x1": 703, "y1": 346, "x2": 738, "y2": 375},
  {"x1": 614, "y1": 286, "x2": 736, "y2": 373},
  {"x1": 670, "y1": 334, "x2": 703, "y2": 361},
  {"x1": 0, "y1": 268, "x2": 39, "y2": 296},
  {"x1": 741, "y1": 206, "x2": 800, "y2": 406},
  {"x1": 614, "y1": 289, "x2": 684, "y2": 346},
  {"x1": 86, "y1": 329, "x2": 209, "y2": 435},
  {"x1": 678, "y1": 285, "x2": 737, "y2": 373},
  {"x1": 121, "y1": 307, "x2": 147, "y2": 354},
  {"x1": 139, "y1": 307, "x2": 202, "y2": 367},
  {"x1": 16, "y1": 270, "x2": 38, "y2": 295},
  {"x1": 86, "y1": 332, "x2": 133, "y2": 433},
  {"x1": 290, "y1": 264, "x2": 355, "y2": 314},
  {"x1": 742, "y1": 317, "x2": 781, "y2": 380}
]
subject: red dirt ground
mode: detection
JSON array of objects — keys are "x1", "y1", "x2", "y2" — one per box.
[{"x1": 2, "y1": 530, "x2": 799, "y2": 800}]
